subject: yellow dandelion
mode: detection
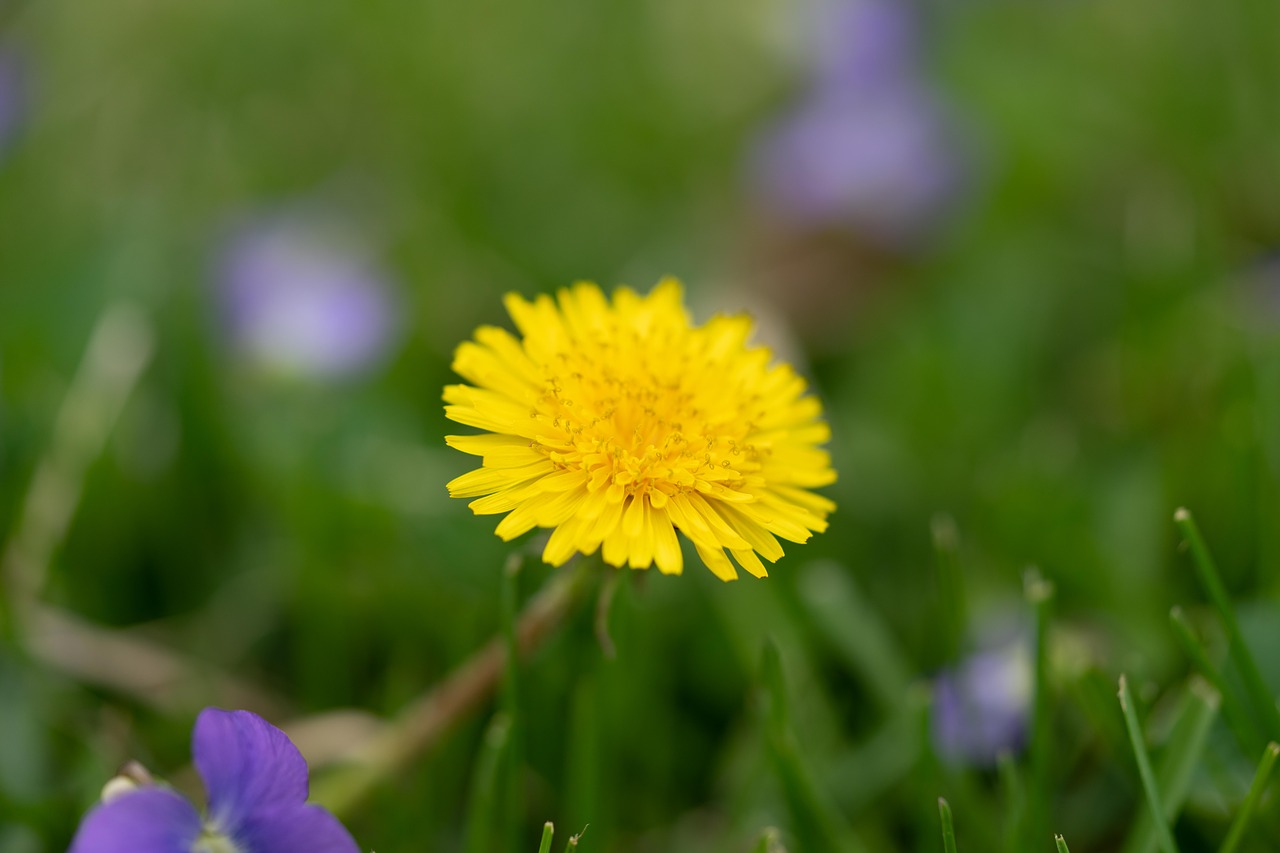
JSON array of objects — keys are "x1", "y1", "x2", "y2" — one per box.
[{"x1": 444, "y1": 278, "x2": 836, "y2": 581}]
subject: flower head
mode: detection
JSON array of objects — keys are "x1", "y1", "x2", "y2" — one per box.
[
  {"x1": 444, "y1": 279, "x2": 836, "y2": 580},
  {"x1": 0, "y1": 46, "x2": 28, "y2": 157},
  {"x1": 749, "y1": 0, "x2": 962, "y2": 246},
  {"x1": 70, "y1": 708, "x2": 359, "y2": 853},
  {"x1": 214, "y1": 215, "x2": 398, "y2": 379},
  {"x1": 931, "y1": 639, "x2": 1031, "y2": 766}
]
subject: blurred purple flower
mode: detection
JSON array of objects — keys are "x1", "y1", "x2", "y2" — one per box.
[
  {"x1": 811, "y1": 0, "x2": 920, "y2": 97},
  {"x1": 932, "y1": 640, "x2": 1031, "y2": 766},
  {"x1": 750, "y1": 0, "x2": 962, "y2": 245},
  {"x1": 216, "y1": 217, "x2": 398, "y2": 379},
  {"x1": 0, "y1": 47, "x2": 27, "y2": 154},
  {"x1": 70, "y1": 708, "x2": 359, "y2": 853}
]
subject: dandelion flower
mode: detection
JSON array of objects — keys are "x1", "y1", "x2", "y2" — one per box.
[{"x1": 444, "y1": 279, "x2": 836, "y2": 580}]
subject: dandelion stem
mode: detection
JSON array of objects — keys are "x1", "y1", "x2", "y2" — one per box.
[
  {"x1": 312, "y1": 564, "x2": 589, "y2": 817},
  {"x1": 1118, "y1": 675, "x2": 1181, "y2": 853},
  {"x1": 593, "y1": 569, "x2": 621, "y2": 660}
]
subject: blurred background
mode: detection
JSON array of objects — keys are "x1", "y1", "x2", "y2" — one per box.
[{"x1": 2, "y1": 0, "x2": 1280, "y2": 850}]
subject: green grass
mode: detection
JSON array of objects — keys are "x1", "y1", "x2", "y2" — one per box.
[{"x1": 4, "y1": 0, "x2": 1280, "y2": 850}]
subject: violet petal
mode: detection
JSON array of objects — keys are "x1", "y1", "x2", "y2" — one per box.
[
  {"x1": 233, "y1": 804, "x2": 361, "y2": 853},
  {"x1": 68, "y1": 788, "x2": 202, "y2": 853},
  {"x1": 193, "y1": 709, "x2": 309, "y2": 831},
  {"x1": 813, "y1": 0, "x2": 920, "y2": 96}
]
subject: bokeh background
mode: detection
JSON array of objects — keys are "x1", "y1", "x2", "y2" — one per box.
[{"x1": 2, "y1": 0, "x2": 1280, "y2": 850}]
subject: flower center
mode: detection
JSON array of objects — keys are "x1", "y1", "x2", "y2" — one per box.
[
  {"x1": 529, "y1": 329, "x2": 769, "y2": 505},
  {"x1": 191, "y1": 824, "x2": 243, "y2": 853}
]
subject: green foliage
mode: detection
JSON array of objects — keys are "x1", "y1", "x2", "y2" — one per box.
[{"x1": 2, "y1": 0, "x2": 1280, "y2": 851}]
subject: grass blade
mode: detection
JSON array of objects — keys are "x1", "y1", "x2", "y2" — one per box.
[
  {"x1": 501, "y1": 554, "x2": 523, "y2": 716},
  {"x1": 824, "y1": 686, "x2": 928, "y2": 814},
  {"x1": 1024, "y1": 569, "x2": 1054, "y2": 849},
  {"x1": 500, "y1": 554, "x2": 524, "y2": 852},
  {"x1": 1218, "y1": 742, "x2": 1280, "y2": 853},
  {"x1": 464, "y1": 712, "x2": 514, "y2": 853},
  {"x1": 798, "y1": 562, "x2": 912, "y2": 712},
  {"x1": 1055, "y1": 835, "x2": 1071, "y2": 853},
  {"x1": 997, "y1": 751, "x2": 1026, "y2": 853},
  {"x1": 537, "y1": 822, "x2": 554, "y2": 853},
  {"x1": 752, "y1": 827, "x2": 784, "y2": 853},
  {"x1": 311, "y1": 565, "x2": 587, "y2": 818},
  {"x1": 1, "y1": 304, "x2": 154, "y2": 640},
  {"x1": 1118, "y1": 675, "x2": 1181, "y2": 853},
  {"x1": 1122, "y1": 677, "x2": 1220, "y2": 853},
  {"x1": 939, "y1": 797, "x2": 959, "y2": 853},
  {"x1": 1169, "y1": 607, "x2": 1265, "y2": 756},
  {"x1": 1174, "y1": 508, "x2": 1280, "y2": 740},
  {"x1": 563, "y1": 676, "x2": 602, "y2": 845},
  {"x1": 761, "y1": 640, "x2": 866, "y2": 853},
  {"x1": 932, "y1": 513, "x2": 967, "y2": 662}
]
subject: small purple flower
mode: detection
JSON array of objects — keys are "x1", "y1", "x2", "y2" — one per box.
[
  {"x1": 753, "y1": 91, "x2": 958, "y2": 244},
  {"x1": 810, "y1": 0, "x2": 921, "y2": 97},
  {"x1": 932, "y1": 640, "x2": 1031, "y2": 767},
  {"x1": 215, "y1": 216, "x2": 398, "y2": 379},
  {"x1": 70, "y1": 708, "x2": 360, "y2": 853},
  {"x1": 0, "y1": 46, "x2": 28, "y2": 154},
  {"x1": 750, "y1": 0, "x2": 962, "y2": 246}
]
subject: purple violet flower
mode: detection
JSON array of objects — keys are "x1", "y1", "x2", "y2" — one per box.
[
  {"x1": 215, "y1": 216, "x2": 398, "y2": 379},
  {"x1": 69, "y1": 708, "x2": 360, "y2": 853},
  {"x1": 931, "y1": 640, "x2": 1031, "y2": 767},
  {"x1": 750, "y1": 0, "x2": 962, "y2": 246}
]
